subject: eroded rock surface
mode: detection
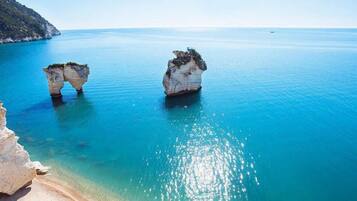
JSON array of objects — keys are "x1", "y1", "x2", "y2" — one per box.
[
  {"x1": 0, "y1": 102, "x2": 49, "y2": 195},
  {"x1": 43, "y1": 65, "x2": 65, "y2": 97},
  {"x1": 163, "y1": 48, "x2": 207, "y2": 96},
  {"x1": 64, "y1": 63, "x2": 90, "y2": 93},
  {"x1": 43, "y1": 62, "x2": 89, "y2": 97}
]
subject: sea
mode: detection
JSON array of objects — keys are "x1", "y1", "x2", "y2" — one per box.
[{"x1": 0, "y1": 28, "x2": 357, "y2": 201}]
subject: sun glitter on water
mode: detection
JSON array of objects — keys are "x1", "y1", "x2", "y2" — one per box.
[{"x1": 159, "y1": 122, "x2": 259, "y2": 201}]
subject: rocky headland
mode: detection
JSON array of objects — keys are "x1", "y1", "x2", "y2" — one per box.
[
  {"x1": 0, "y1": 102, "x2": 49, "y2": 195},
  {"x1": 43, "y1": 62, "x2": 90, "y2": 98},
  {"x1": 163, "y1": 48, "x2": 207, "y2": 96},
  {"x1": 0, "y1": 102, "x2": 104, "y2": 200},
  {"x1": 0, "y1": 0, "x2": 60, "y2": 44}
]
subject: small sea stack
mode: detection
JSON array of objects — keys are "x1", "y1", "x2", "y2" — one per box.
[
  {"x1": 163, "y1": 48, "x2": 207, "y2": 96},
  {"x1": 43, "y1": 62, "x2": 90, "y2": 98},
  {"x1": 0, "y1": 102, "x2": 49, "y2": 195}
]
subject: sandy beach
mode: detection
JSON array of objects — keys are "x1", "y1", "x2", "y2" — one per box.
[
  {"x1": 0, "y1": 164, "x2": 122, "y2": 201},
  {"x1": 0, "y1": 175, "x2": 89, "y2": 201}
]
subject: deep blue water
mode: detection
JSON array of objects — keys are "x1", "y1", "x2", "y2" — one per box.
[{"x1": 0, "y1": 28, "x2": 357, "y2": 201}]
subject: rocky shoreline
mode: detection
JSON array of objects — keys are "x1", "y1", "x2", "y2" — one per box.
[
  {"x1": 0, "y1": 33, "x2": 60, "y2": 44},
  {"x1": 0, "y1": 102, "x2": 50, "y2": 195},
  {"x1": 0, "y1": 102, "x2": 102, "y2": 201},
  {"x1": 0, "y1": 81, "x2": 119, "y2": 201}
]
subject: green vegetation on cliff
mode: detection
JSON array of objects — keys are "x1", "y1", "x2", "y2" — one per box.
[{"x1": 0, "y1": 0, "x2": 60, "y2": 43}]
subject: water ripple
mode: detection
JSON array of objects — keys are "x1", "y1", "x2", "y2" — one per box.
[{"x1": 159, "y1": 122, "x2": 259, "y2": 201}]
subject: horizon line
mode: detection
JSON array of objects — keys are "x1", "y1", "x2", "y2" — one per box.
[{"x1": 59, "y1": 25, "x2": 357, "y2": 31}]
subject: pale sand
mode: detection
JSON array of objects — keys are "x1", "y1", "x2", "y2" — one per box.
[
  {"x1": 0, "y1": 175, "x2": 88, "y2": 201},
  {"x1": 47, "y1": 164, "x2": 123, "y2": 201},
  {"x1": 0, "y1": 165, "x2": 122, "y2": 201}
]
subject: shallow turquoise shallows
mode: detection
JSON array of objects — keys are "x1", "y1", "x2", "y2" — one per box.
[{"x1": 1, "y1": 28, "x2": 357, "y2": 201}]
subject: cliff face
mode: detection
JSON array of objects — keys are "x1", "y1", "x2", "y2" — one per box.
[
  {"x1": 0, "y1": 0, "x2": 60, "y2": 44},
  {"x1": 43, "y1": 62, "x2": 90, "y2": 97},
  {"x1": 0, "y1": 102, "x2": 49, "y2": 195},
  {"x1": 163, "y1": 48, "x2": 207, "y2": 96},
  {"x1": 0, "y1": 102, "x2": 47, "y2": 195}
]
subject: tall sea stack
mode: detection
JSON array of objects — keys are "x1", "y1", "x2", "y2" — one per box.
[{"x1": 163, "y1": 48, "x2": 207, "y2": 96}]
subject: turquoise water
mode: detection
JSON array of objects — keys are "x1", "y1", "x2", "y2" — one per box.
[{"x1": 1, "y1": 28, "x2": 357, "y2": 201}]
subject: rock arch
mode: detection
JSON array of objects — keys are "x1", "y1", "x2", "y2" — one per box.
[{"x1": 43, "y1": 62, "x2": 90, "y2": 98}]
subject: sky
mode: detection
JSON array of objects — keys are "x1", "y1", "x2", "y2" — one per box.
[{"x1": 18, "y1": 0, "x2": 357, "y2": 30}]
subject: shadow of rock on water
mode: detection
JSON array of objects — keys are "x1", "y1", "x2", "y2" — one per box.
[
  {"x1": 53, "y1": 93, "x2": 95, "y2": 130},
  {"x1": 51, "y1": 96, "x2": 66, "y2": 108},
  {"x1": 23, "y1": 92, "x2": 88, "y2": 113},
  {"x1": 161, "y1": 91, "x2": 205, "y2": 126},
  {"x1": 164, "y1": 91, "x2": 202, "y2": 109},
  {"x1": 22, "y1": 98, "x2": 65, "y2": 114}
]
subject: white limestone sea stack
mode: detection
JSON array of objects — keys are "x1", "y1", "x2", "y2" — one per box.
[
  {"x1": 0, "y1": 102, "x2": 49, "y2": 195},
  {"x1": 43, "y1": 62, "x2": 90, "y2": 98},
  {"x1": 163, "y1": 48, "x2": 207, "y2": 96}
]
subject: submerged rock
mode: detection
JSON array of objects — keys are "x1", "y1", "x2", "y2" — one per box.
[
  {"x1": 163, "y1": 48, "x2": 207, "y2": 96},
  {"x1": 0, "y1": 102, "x2": 49, "y2": 195},
  {"x1": 43, "y1": 62, "x2": 90, "y2": 97}
]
